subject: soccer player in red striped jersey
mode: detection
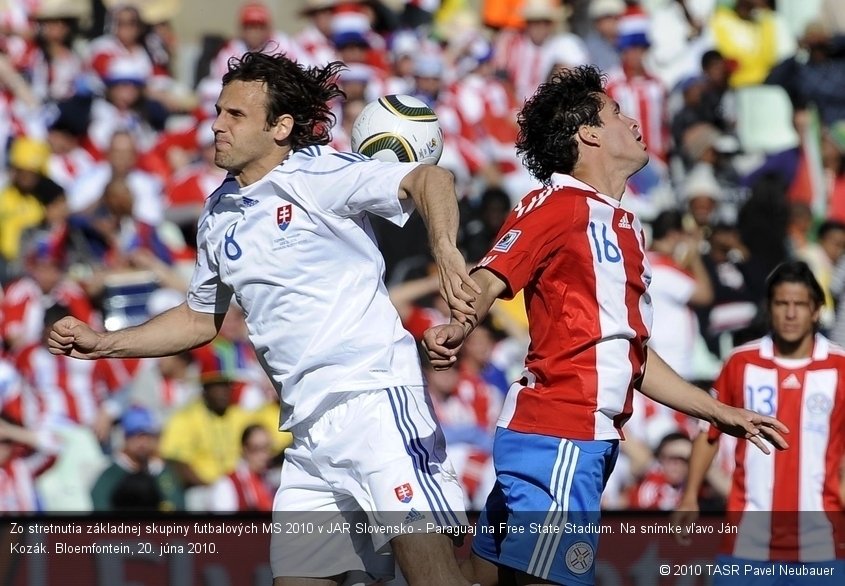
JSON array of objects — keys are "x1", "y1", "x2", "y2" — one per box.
[
  {"x1": 674, "y1": 261, "x2": 845, "y2": 583},
  {"x1": 424, "y1": 65, "x2": 788, "y2": 586}
]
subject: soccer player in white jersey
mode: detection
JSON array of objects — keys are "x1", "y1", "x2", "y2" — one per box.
[
  {"x1": 673, "y1": 261, "x2": 845, "y2": 584},
  {"x1": 423, "y1": 65, "x2": 789, "y2": 586},
  {"x1": 47, "y1": 51, "x2": 480, "y2": 586}
]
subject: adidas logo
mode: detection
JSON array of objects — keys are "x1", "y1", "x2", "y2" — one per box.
[
  {"x1": 782, "y1": 373, "x2": 801, "y2": 389},
  {"x1": 618, "y1": 213, "x2": 631, "y2": 229},
  {"x1": 242, "y1": 197, "x2": 259, "y2": 207},
  {"x1": 404, "y1": 509, "x2": 425, "y2": 524}
]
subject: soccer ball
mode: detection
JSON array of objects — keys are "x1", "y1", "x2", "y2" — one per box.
[{"x1": 351, "y1": 95, "x2": 444, "y2": 165}]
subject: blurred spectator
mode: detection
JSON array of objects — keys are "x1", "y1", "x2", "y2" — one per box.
[
  {"x1": 461, "y1": 186, "x2": 512, "y2": 262},
  {"x1": 68, "y1": 130, "x2": 163, "y2": 224},
  {"x1": 90, "y1": 406, "x2": 184, "y2": 511},
  {"x1": 492, "y1": 0, "x2": 588, "y2": 103},
  {"x1": 13, "y1": 304, "x2": 128, "y2": 441},
  {"x1": 44, "y1": 97, "x2": 96, "y2": 192},
  {"x1": 766, "y1": 20, "x2": 845, "y2": 128},
  {"x1": 158, "y1": 364, "x2": 254, "y2": 488},
  {"x1": 647, "y1": 209, "x2": 713, "y2": 381},
  {"x1": 296, "y1": 0, "x2": 344, "y2": 67},
  {"x1": 0, "y1": 137, "x2": 63, "y2": 272},
  {"x1": 682, "y1": 162, "x2": 726, "y2": 240},
  {"x1": 737, "y1": 173, "x2": 791, "y2": 279},
  {"x1": 628, "y1": 432, "x2": 692, "y2": 511},
  {"x1": 0, "y1": 415, "x2": 61, "y2": 513},
  {"x1": 86, "y1": 57, "x2": 166, "y2": 157},
  {"x1": 389, "y1": 272, "x2": 448, "y2": 342},
  {"x1": 16, "y1": 0, "x2": 88, "y2": 103},
  {"x1": 207, "y1": 424, "x2": 274, "y2": 512},
  {"x1": 583, "y1": 0, "x2": 624, "y2": 73},
  {"x1": 698, "y1": 222, "x2": 764, "y2": 356},
  {"x1": 207, "y1": 2, "x2": 302, "y2": 83},
  {"x1": 163, "y1": 120, "x2": 226, "y2": 238},
  {"x1": 606, "y1": 12, "x2": 668, "y2": 161},
  {"x1": 1, "y1": 238, "x2": 96, "y2": 354},
  {"x1": 330, "y1": 6, "x2": 387, "y2": 97},
  {"x1": 127, "y1": 352, "x2": 198, "y2": 424},
  {"x1": 710, "y1": 0, "x2": 795, "y2": 88},
  {"x1": 794, "y1": 218, "x2": 845, "y2": 330},
  {"x1": 383, "y1": 29, "x2": 419, "y2": 95},
  {"x1": 87, "y1": 4, "x2": 162, "y2": 92},
  {"x1": 68, "y1": 176, "x2": 188, "y2": 274}
]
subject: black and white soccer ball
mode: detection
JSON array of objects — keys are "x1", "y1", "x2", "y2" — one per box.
[{"x1": 351, "y1": 95, "x2": 444, "y2": 165}]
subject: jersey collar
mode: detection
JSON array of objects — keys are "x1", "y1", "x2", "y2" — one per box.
[{"x1": 549, "y1": 173, "x2": 620, "y2": 208}]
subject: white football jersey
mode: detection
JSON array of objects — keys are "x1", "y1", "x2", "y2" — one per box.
[{"x1": 187, "y1": 146, "x2": 424, "y2": 429}]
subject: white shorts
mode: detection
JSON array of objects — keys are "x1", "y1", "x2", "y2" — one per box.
[{"x1": 270, "y1": 385, "x2": 467, "y2": 581}]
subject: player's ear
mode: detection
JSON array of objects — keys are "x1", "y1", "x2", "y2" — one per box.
[
  {"x1": 577, "y1": 125, "x2": 600, "y2": 148},
  {"x1": 273, "y1": 114, "x2": 294, "y2": 142}
]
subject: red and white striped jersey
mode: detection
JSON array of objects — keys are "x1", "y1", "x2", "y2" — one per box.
[
  {"x1": 606, "y1": 72, "x2": 668, "y2": 162},
  {"x1": 1, "y1": 277, "x2": 97, "y2": 354},
  {"x1": 476, "y1": 174, "x2": 653, "y2": 440},
  {"x1": 14, "y1": 344, "x2": 130, "y2": 428},
  {"x1": 708, "y1": 335, "x2": 845, "y2": 561}
]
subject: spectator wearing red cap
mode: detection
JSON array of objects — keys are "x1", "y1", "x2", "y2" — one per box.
[{"x1": 206, "y1": 2, "x2": 303, "y2": 87}]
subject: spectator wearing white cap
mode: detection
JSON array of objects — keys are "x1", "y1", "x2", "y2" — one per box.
[
  {"x1": 583, "y1": 0, "x2": 625, "y2": 73},
  {"x1": 606, "y1": 11, "x2": 669, "y2": 161},
  {"x1": 492, "y1": 0, "x2": 589, "y2": 102},
  {"x1": 16, "y1": 0, "x2": 88, "y2": 103},
  {"x1": 85, "y1": 57, "x2": 162, "y2": 157},
  {"x1": 384, "y1": 30, "x2": 420, "y2": 96}
]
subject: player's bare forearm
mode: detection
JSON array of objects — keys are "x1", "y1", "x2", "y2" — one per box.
[
  {"x1": 51, "y1": 303, "x2": 223, "y2": 360},
  {"x1": 101, "y1": 303, "x2": 222, "y2": 358},
  {"x1": 399, "y1": 165, "x2": 481, "y2": 316},
  {"x1": 455, "y1": 269, "x2": 507, "y2": 331},
  {"x1": 641, "y1": 349, "x2": 789, "y2": 453},
  {"x1": 640, "y1": 349, "x2": 719, "y2": 420},
  {"x1": 399, "y1": 165, "x2": 460, "y2": 252}
]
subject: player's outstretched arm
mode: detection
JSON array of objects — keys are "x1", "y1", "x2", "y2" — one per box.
[
  {"x1": 670, "y1": 432, "x2": 720, "y2": 545},
  {"x1": 423, "y1": 268, "x2": 506, "y2": 369},
  {"x1": 640, "y1": 349, "x2": 789, "y2": 453},
  {"x1": 48, "y1": 302, "x2": 224, "y2": 360},
  {"x1": 398, "y1": 165, "x2": 481, "y2": 319}
]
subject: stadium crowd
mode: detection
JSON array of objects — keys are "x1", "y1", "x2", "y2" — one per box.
[{"x1": 0, "y1": 0, "x2": 844, "y2": 514}]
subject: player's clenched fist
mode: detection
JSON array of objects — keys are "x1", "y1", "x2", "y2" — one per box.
[
  {"x1": 422, "y1": 323, "x2": 468, "y2": 370},
  {"x1": 48, "y1": 316, "x2": 103, "y2": 359}
]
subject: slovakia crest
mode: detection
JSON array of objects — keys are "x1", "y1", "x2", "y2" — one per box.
[
  {"x1": 394, "y1": 483, "x2": 414, "y2": 503},
  {"x1": 277, "y1": 204, "x2": 293, "y2": 231}
]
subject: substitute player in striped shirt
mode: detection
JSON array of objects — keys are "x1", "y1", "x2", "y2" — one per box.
[
  {"x1": 48, "y1": 52, "x2": 480, "y2": 586},
  {"x1": 424, "y1": 65, "x2": 788, "y2": 586},
  {"x1": 674, "y1": 261, "x2": 845, "y2": 584}
]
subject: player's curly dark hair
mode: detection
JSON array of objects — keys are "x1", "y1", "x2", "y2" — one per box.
[
  {"x1": 223, "y1": 51, "x2": 346, "y2": 150},
  {"x1": 516, "y1": 65, "x2": 606, "y2": 185}
]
